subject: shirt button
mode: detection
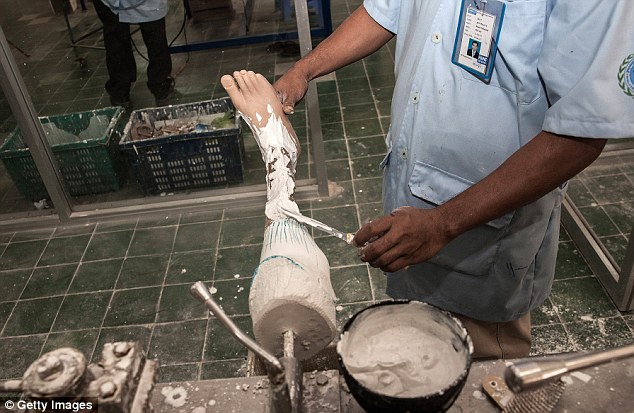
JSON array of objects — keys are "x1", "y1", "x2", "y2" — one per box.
[
  {"x1": 411, "y1": 92, "x2": 420, "y2": 104},
  {"x1": 400, "y1": 148, "x2": 408, "y2": 159},
  {"x1": 431, "y1": 32, "x2": 442, "y2": 43}
]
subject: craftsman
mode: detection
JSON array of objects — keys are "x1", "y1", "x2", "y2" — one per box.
[
  {"x1": 93, "y1": 0, "x2": 174, "y2": 110},
  {"x1": 273, "y1": 0, "x2": 634, "y2": 358}
]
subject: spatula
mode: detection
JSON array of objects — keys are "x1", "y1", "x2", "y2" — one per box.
[{"x1": 280, "y1": 206, "x2": 355, "y2": 244}]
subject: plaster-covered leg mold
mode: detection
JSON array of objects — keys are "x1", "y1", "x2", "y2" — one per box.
[{"x1": 221, "y1": 71, "x2": 336, "y2": 360}]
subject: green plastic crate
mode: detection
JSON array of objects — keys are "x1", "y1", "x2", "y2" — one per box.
[{"x1": 0, "y1": 107, "x2": 126, "y2": 201}]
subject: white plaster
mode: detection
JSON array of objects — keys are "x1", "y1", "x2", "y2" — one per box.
[
  {"x1": 237, "y1": 110, "x2": 298, "y2": 221},
  {"x1": 161, "y1": 386, "x2": 188, "y2": 407},
  {"x1": 338, "y1": 302, "x2": 470, "y2": 398},
  {"x1": 571, "y1": 371, "x2": 592, "y2": 383}
]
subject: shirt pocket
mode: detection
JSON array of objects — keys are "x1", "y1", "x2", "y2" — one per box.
[
  {"x1": 460, "y1": 0, "x2": 547, "y2": 104},
  {"x1": 408, "y1": 161, "x2": 514, "y2": 276}
]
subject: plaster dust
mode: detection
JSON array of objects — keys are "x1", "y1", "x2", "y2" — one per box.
[{"x1": 338, "y1": 302, "x2": 470, "y2": 398}]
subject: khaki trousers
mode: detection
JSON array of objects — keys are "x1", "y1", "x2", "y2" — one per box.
[{"x1": 453, "y1": 313, "x2": 532, "y2": 360}]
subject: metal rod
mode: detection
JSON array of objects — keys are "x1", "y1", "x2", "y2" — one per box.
[
  {"x1": 190, "y1": 282, "x2": 284, "y2": 376},
  {"x1": 505, "y1": 343, "x2": 634, "y2": 392},
  {"x1": 190, "y1": 282, "x2": 294, "y2": 413}
]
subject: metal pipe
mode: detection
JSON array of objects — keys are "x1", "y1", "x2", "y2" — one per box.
[
  {"x1": 190, "y1": 282, "x2": 284, "y2": 375},
  {"x1": 190, "y1": 282, "x2": 293, "y2": 413},
  {"x1": 505, "y1": 343, "x2": 634, "y2": 392}
]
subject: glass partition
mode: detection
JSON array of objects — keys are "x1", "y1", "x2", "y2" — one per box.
[{"x1": 0, "y1": 0, "x2": 331, "y2": 227}]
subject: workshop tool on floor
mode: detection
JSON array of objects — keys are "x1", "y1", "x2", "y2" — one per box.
[
  {"x1": 505, "y1": 343, "x2": 634, "y2": 392},
  {"x1": 191, "y1": 281, "x2": 302, "y2": 413},
  {"x1": 483, "y1": 375, "x2": 565, "y2": 413},
  {"x1": 280, "y1": 206, "x2": 355, "y2": 244},
  {"x1": 0, "y1": 342, "x2": 156, "y2": 413}
]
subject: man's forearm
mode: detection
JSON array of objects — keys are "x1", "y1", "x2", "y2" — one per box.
[
  {"x1": 292, "y1": 5, "x2": 394, "y2": 81},
  {"x1": 437, "y1": 132, "x2": 607, "y2": 240}
]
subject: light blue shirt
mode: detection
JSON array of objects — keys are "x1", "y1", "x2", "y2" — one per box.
[
  {"x1": 363, "y1": 0, "x2": 634, "y2": 321},
  {"x1": 100, "y1": 0, "x2": 167, "y2": 23}
]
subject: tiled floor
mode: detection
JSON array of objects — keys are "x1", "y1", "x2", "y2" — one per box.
[{"x1": 0, "y1": 0, "x2": 633, "y2": 386}]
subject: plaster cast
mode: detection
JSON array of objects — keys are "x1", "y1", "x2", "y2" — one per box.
[
  {"x1": 222, "y1": 71, "x2": 336, "y2": 360},
  {"x1": 338, "y1": 302, "x2": 469, "y2": 398},
  {"x1": 238, "y1": 108, "x2": 299, "y2": 222}
]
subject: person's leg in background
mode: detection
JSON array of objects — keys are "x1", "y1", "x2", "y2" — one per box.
[
  {"x1": 92, "y1": 0, "x2": 136, "y2": 109},
  {"x1": 453, "y1": 312, "x2": 532, "y2": 360},
  {"x1": 139, "y1": 17, "x2": 174, "y2": 106}
]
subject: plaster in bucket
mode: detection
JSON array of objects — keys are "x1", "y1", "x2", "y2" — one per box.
[{"x1": 338, "y1": 301, "x2": 473, "y2": 413}]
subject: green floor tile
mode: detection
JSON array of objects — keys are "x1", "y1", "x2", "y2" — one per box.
[
  {"x1": 348, "y1": 136, "x2": 388, "y2": 158},
  {"x1": 21, "y1": 264, "x2": 77, "y2": 299},
  {"x1": 315, "y1": 237, "x2": 361, "y2": 268},
  {"x1": 350, "y1": 154, "x2": 384, "y2": 179},
  {"x1": 324, "y1": 159, "x2": 352, "y2": 182},
  {"x1": 200, "y1": 359, "x2": 247, "y2": 380},
  {"x1": 549, "y1": 278, "x2": 619, "y2": 323},
  {"x1": 584, "y1": 174, "x2": 634, "y2": 204},
  {"x1": 578, "y1": 205, "x2": 620, "y2": 237},
  {"x1": 0, "y1": 240, "x2": 48, "y2": 270},
  {"x1": 357, "y1": 202, "x2": 384, "y2": 226},
  {"x1": 566, "y1": 317, "x2": 634, "y2": 351},
  {"x1": 173, "y1": 222, "x2": 221, "y2": 253},
  {"x1": 84, "y1": 230, "x2": 133, "y2": 261},
  {"x1": 211, "y1": 279, "x2": 251, "y2": 316},
  {"x1": 11, "y1": 228, "x2": 53, "y2": 242},
  {"x1": 0, "y1": 269, "x2": 32, "y2": 301},
  {"x1": 603, "y1": 202, "x2": 634, "y2": 234},
  {"x1": 555, "y1": 241, "x2": 593, "y2": 279},
  {"x1": 368, "y1": 266, "x2": 390, "y2": 301},
  {"x1": 165, "y1": 251, "x2": 215, "y2": 284},
  {"x1": 342, "y1": 103, "x2": 377, "y2": 122},
  {"x1": 53, "y1": 291, "x2": 112, "y2": 331},
  {"x1": 204, "y1": 316, "x2": 252, "y2": 361},
  {"x1": 214, "y1": 245, "x2": 260, "y2": 281},
  {"x1": 157, "y1": 284, "x2": 208, "y2": 323},
  {"x1": 531, "y1": 299, "x2": 561, "y2": 326},
  {"x1": 331, "y1": 265, "x2": 372, "y2": 303},
  {"x1": 530, "y1": 324, "x2": 572, "y2": 356},
  {"x1": 0, "y1": 301, "x2": 14, "y2": 332},
  {"x1": 149, "y1": 319, "x2": 207, "y2": 364},
  {"x1": 104, "y1": 287, "x2": 161, "y2": 327},
  {"x1": 0, "y1": 335, "x2": 47, "y2": 380},
  {"x1": 352, "y1": 177, "x2": 383, "y2": 204},
  {"x1": 157, "y1": 363, "x2": 200, "y2": 383},
  {"x1": 324, "y1": 139, "x2": 349, "y2": 160},
  {"x1": 43, "y1": 329, "x2": 99, "y2": 358},
  {"x1": 38, "y1": 235, "x2": 90, "y2": 266},
  {"x1": 2, "y1": 296, "x2": 63, "y2": 337},
  {"x1": 70, "y1": 259, "x2": 123, "y2": 292},
  {"x1": 220, "y1": 217, "x2": 265, "y2": 247},
  {"x1": 321, "y1": 122, "x2": 345, "y2": 141},
  {"x1": 118, "y1": 255, "x2": 169, "y2": 288},
  {"x1": 128, "y1": 227, "x2": 177, "y2": 256}
]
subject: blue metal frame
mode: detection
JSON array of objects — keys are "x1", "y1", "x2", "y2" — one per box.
[{"x1": 169, "y1": 0, "x2": 332, "y2": 53}]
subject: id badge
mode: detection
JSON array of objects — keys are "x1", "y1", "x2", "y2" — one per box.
[{"x1": 451, "y1": 0, "x2": 505, "y2": 82}]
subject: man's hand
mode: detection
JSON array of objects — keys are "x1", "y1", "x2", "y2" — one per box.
[
  {"x1": 272, "y1": 66, "x2": 310, "y2": 115},
  {"x1": 353, "y1": 206, "x2": 452, "y2": 272}
]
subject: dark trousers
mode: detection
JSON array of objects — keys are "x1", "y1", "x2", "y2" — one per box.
[{"x1": 92, "y1": 0, "x2": 172, "y2": 101}]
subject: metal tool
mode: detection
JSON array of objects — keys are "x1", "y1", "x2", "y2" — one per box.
[
  {"x1": 190, "y1": 282, "x2": 302, "y2": 413},
  {"x1": 483, "y1": 375, "x2": 565, "y2": 413},
  {"x1": 505, "y1": 343, "x2": 634, "y2": 393},
  {"x1": 280, "y1": 207, "x2": 355, "y2": 244}
]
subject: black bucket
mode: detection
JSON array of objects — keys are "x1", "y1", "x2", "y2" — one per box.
[{"x1": 337, "y1": 300, "x2": 473, "y2": 413}]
